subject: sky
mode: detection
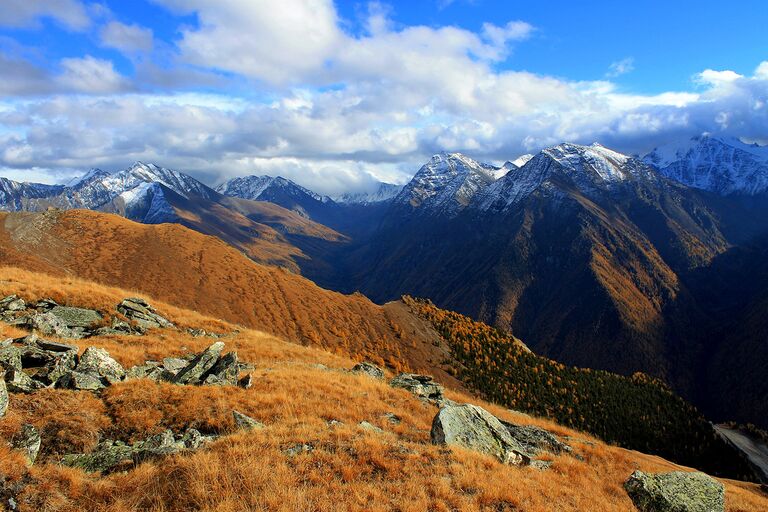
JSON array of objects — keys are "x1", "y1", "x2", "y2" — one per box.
[{"x1": 0, "y1": 0, "x2": 767, "y2": 194}]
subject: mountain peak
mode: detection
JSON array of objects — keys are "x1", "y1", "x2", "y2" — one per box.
[{"x1": 643, "y1": 135, "x2": 768, "y2": 195}]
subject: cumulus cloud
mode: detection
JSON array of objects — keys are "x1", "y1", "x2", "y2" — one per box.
[
  {"x1": 57, "y1": 56, "x2": 130, "y2": 94},
  {"x1": 100, "y1": 21, "x2": 154, "y2": 53},
  {"x1": 0, "y1": 0, "x2": 90, "y2": 31}
]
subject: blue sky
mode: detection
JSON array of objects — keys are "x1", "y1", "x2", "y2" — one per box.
[{"x1": 0, "y1": 0, "x2": 767, "y2": 193}]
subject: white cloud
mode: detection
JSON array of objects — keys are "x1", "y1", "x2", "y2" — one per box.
[
  {"x1": 100, "y1": 21, "x2": 154, "y2": 53},
  {"x1": 57, "y1": 56, "x2": 129, "y2": 94},
  {"x1": 0, "y1": 0, "x2": 90, "y2": 31},
  {"x1": 606, "y1": 57, "x2": 635, "y2": 78}
]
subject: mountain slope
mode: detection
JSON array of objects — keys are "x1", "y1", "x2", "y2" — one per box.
[{"x1": 1, "y1": 269, "x2": 766, "y2": 511}]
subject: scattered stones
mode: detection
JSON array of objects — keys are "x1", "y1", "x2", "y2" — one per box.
[
  {"x1": 0, "y1": 378, "x2": 7, "y2": 418},
  {"x1": 117, "y1": 298, "x2": 173, "y2": 329},
  {"x1": 351, "y1": 362, "x2": 385, "y2": 380},
  {"x1": 173, "y1": 342, "x2": 225, "y2": 385},
  {"x1": 76, "y1": 347, "x2": 125, "y2": 385},
  {"x1": 12, "y1": 424, "x2": 41, "y2": 465},
  {"x1": 624, "y1": 470, "x2": 725, "y2": 512},
  {"x1": 390, "y1": 373, "x2": 445, "y2": 404},
  {"x1": 431, "y1": 403, "x2": 529, "y2": 465},
  {"x1": 233, "y1": 410, "x2": 264, "y2": 431}
]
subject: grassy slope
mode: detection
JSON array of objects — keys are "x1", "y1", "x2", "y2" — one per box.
[{"x1": 0, "y1": 268, "x2": 766, "y2": 512}]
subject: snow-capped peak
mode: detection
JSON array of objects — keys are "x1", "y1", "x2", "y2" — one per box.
[
  {"x1": 65, "y1": 168, "x2": 111, "y2": 188},
  {"x1": 394, "y1": 152, "x2": 499, "y2": 213},
  {"x1": 643, "y1": 135, "x2": 768, "y2": 195},
  {"x1": 216, "y1": 175, "x2": 324, "y2": 202},
  {"x1": 511, "y1": 154, "x2": 535, "y2": 168},
  {"x1": 332, "y1": 182, "x2": 403, "y2": 205}
]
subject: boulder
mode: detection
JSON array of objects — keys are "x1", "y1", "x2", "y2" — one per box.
[
  {"x1": 49, "y1": 306, "x2": 102, "y2": 329},
  {"x1": 55, "y1": 371, "x2": 105, "y2": 391},
  {"x1": 5, "y1": 368, "x2": 44, "y2": 393},
  {"x1": 61, "y1": 440, "x2": 136, "y2": 473},
  {"x1": 162, "y1": 357, "x2": 189, "y2": 374},
  {"x1": 117, "y1": 298, "x2": 173, "y2": 329},
  {"x1": 203, "y1": 351, "x2": 239, "y2": 385},
  {"x1": 133, "y1": 430, "x2": 180, "y2": 462},
  {"x1": 624, "y1": 470, "x2": 725, "y2": 512},
  {"x1": 173, "y1": 342, "x2": 225, "y2": 385},
  {"x1": 0, "y1": 345, "x2": 22, "y2": 372},
  {"x1": 34, "y1": 339, "x2": 78, "y2": 353},
  {"x1": 33, "y1": 298, "x2": 58, "y2": 311},
  {"x1": 501, "y1": 421, "x2": 572, "y2": 458},
  {"x1": 0, "y1": 295, "x2": 25, "y2": 312},
  {"x1": 390, "y1": 373, "x2": 445, "y2": 403},
  {"x1": 0, "y1": 378, "x2": 7, "y2": 417},
  {"x1": 431, "y1": 403, "x2": 528, "y2": 465},
  {"x1": 26, "y1": 312, "x2": 78, "y2": 338},
  {"x1": 76, "y1": 347, "x2": 125, "y2": 384},
  {"x1": 12, "y1": 424, "x2": 41, "y2": 464},
  {"x1": 233, "y1": 410, "x2": 265, "y2": 431},
  {"x1": 359, "y1": 421, "x2": 384, "y2": 434},
  {"x1": 126, "y1": 363, "x2": 163, "y2": 381},
  {"x1": 351, "y1": 362, "x2": 385, "y2": 380},
  {"x1": 47, "y1": 351, "x2": 78, "y2": 384}
]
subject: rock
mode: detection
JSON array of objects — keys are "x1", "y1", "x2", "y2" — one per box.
[
  {"x1": 180, "y1": 428, "x2": 204, "y2": 449},
  {"x1": 47, "y1": 351, "x2": 78, "y2": 384},
  {"x1": 117, "y1": 298, "x2": 173, "y2": 329},
  {"x1": 0, "y1": 295, "x2": 25, "y2": 312},
  {"x1": 501, "y1": 422, "x2": 572, "y2": 458},
  {"x1": 0, "y1": 378, "x2": 7, "y2": 417},
  {"x1": 233, "y1": 410, "x2": 264, "y2": 431},
  {"x1": 359, "y1": 421, "x2": 384, "y2": 434},
  {"x1": 162, "y1": 357, "x2": 188, "y2": 374},
  {"x1": 390, "y1": 373, "x2": 445, "y2": 403},
  {"x1": 237, "y1": 374, "x2": 253, "y2": 389},
  {"x1": 284, "y1": 443, "x2": 314, "y2": 457},
  {"x1": 76, "y1": 347, "x2": 125, "y2": 384},
  {"x1": 133, "y1": 430, "x2": 180, "y2": 463},
  {"x1": 61, "y1": 441, "x2": 136, "y2": 473},
  {"x1": 25, "y1": 312, "x2": 78, "y2": 338},
  {"x1": 624, "y1": 470, "x2": 725, "y2": 512},
  {"x1": 12, "y1": 424, "x2": 41, "y2": 464},
  {"x1": 530, "y1": 460, "x2": 553, "y2": 471},
  {"x1": 203, "y1": 351, "x2": 239, "y2": 385},
  {"x1": 382, "y1": 412, "x2": 401, "y2": 425},
  {"x1": 0, "y1": 345, "x2": 22, "y2": 372},
  {"x1": 55, "y1": 371, "x2": 105, "y2": 391},
  {"x1": 126, "y1": 363, "x2": 163, "y2": 381},
  {"x1": 5, "y1": 369, "x2": 44, "y2": 393},
  {"x1": 351, "y1": 362, "x2": 385, "y2": 379},
  {"x1": 33, "y1": 298, "x2": 58, "y2": 311},
  {"x1": 49, "y1": 306, "x2": 102, "y2": 329},
  {"x1": 173, "y1": 342, "x2": 225, "y2": 385},
  {"x1": 34, "y1": 339, "x2": 78, "y2": 353},
  {"x1": 431, "y1": 403, "x2": 529, "y2": 465}
]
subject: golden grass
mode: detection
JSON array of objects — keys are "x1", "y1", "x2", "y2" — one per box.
[{"x1": 0, "y1": 269, "x2": 766, "y2": 511}]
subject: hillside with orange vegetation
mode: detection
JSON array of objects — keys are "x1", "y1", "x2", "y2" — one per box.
[
  {"x1": 0, "y1": 269, "x2": 767, "y2": 512},
  {"x1": 0, "y1": 210, "x2": 458, "y2": 386}
]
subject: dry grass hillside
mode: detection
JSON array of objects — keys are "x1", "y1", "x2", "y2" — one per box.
[
  {"x1": 0, "y1": 269, "x2": 766, "y2": 511},
  {"x1": 0, "y1": 211, "x2": 458, "y2": 386}
]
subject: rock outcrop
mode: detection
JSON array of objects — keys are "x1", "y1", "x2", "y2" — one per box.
[
  {"x1": 431, "y1": 403, "x2": 529, "y2": 465},
  {"x1": 233, "y1": 410, "x2": 264, "y2": 431},
  {"x1": 624, "y1": 470, "x2": 725, "y2": 512},
  {"x1": 390, "y1": 373, "x2": 445, "y2": 403},
  {"x1": 500, "y1": 421, "x2": 572, "y2": 459},
  {"x1": 117, "y1": 298, "x2": 173, "y2": 329}
]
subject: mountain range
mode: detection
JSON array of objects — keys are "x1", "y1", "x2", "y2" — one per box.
[{"x1": 2, "y1": 134, "x2": 768, "y2": 431}]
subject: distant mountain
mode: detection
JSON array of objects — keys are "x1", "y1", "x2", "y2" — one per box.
[
  {"x1": 216, "y1": 175, "x2": 330, "y2": 221},
  {"x1": 332, "y1": 182, "x2": 403, "y2": 205},
  {"x1": 0, "y1": 178, "x2": 63, "y2": 210},
  {"x1": 644, "y1": 135, "x2": 768, "y2": 195}
]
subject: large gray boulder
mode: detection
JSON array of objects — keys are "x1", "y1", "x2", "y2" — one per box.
[
  {"x1": 0, "y1": 295, "x2": 25, "y2": 312},
  {"x1": 203, "y1": 351, "x2": 239, "y2": 385},
  {"x1": 76, "y1": 347, "x2": 125, "y2": 384},
  {"x1": 49, "y1": 306, "x2": 102, "y2": 329},
  {"x1": 117, "y1": 298, "x2": 173, "y2": 329},
  {"x1": 624, "y1": 470, "x2": 725, "y2": 512},
  {"x1": 233, "y1": 410, "x2": 265, "y2": 431},
  {"x1": 431, "y1": 403, "x2": 528, "y2": 465},
  {"x1": 5, "y1": 368, "x2": 44, "y2": 393},
  {"x1": 173, "y1": 342, "x2": 225, "y2": 385},
  {"x1": 0, "y1": 378, "x2": 7, "y2": 417},
  {"x1": 0, "y1": 344, "x2": 22, "y2": 372},
  {"x1": 55, "y1": 371, "x2": 105, "y2": 391},
  {"x1": 27, "y1": 312, "x2": 78, "y2": 338},
  {"x1": 12, "y1": 424, "x2": 41, "y2": 465},
  {"x1": 390, "y1": 373, "x2": 445, "y2": 403}
]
